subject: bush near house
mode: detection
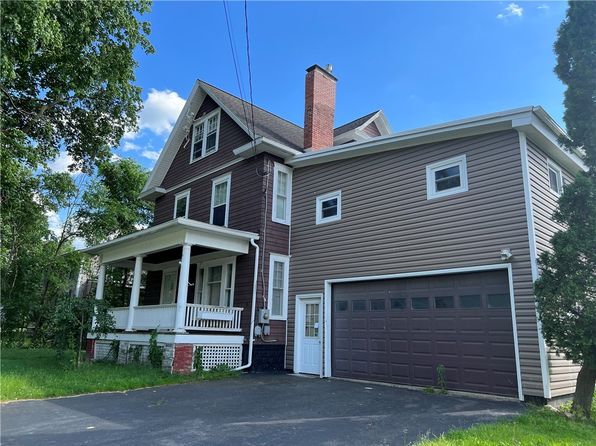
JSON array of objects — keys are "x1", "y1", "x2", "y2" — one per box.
[
  {"x1": 0, "y1": 348, "x2": 237, "y2": 401},
  {"x1": 418, "y1": 399, "x2": 596, "y2": 446}
]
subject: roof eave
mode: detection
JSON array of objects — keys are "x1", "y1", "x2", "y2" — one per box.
[{"x1": 233, "y1": 137, "x2": 302, "y2": 160}]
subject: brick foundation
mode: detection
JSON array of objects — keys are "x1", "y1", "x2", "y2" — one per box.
[
  {"x1": 172, "y1": 343, "x2": 194, "y2": 374},
  {"x1": 86, "y1": 339, "x2": 96, "y2": 361}
]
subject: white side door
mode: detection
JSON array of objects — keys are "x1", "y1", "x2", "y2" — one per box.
[{"x1": 296, "y1": 296, "x2": 321, "y2": 375}]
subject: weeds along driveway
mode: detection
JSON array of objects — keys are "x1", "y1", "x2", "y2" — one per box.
[{"x1": 1, "y1": 373, "x2": 523, "y2": 446}]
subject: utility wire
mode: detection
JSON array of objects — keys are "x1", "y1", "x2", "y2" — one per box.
[{"x1": 243, "y1": 0, "x2": 258, "y2": 151}]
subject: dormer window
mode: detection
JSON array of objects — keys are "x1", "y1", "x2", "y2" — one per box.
[{"x1": 191, "y1": 109, "x2": 220, "y2": 162}]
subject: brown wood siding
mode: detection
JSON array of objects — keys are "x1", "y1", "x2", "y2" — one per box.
[
  {"x1": 527, "y1": 139, "x2": 580, "y2": 397},
  {"x1": 362, "y1": 122, "x2": 381, "y2": 137},
  {"x1": 288, "y1": 130, "x2": 546, "y2": 397},
  {"x1": 160, "y1": 96, "x2": 252, "y2": 190}
]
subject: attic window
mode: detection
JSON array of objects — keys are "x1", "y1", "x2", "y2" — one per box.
[{"x1": 191, "y1": 109, "x2": 220, "y2": 162}]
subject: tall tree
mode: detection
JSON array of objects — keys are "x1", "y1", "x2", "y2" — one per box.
[
  {"x1": 1, "y1": 0, "x2": 153, "y2": 171},
  {"x1": 535, "y1": 1, "x2": 596, "y2": 418}
]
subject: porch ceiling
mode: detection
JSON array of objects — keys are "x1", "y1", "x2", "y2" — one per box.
[{"x1": 81, "y1": 218, "x2": 259, "y2": 264}]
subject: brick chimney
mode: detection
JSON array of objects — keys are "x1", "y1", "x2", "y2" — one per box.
[{"x1": 303, "y1": 64, "x2": 337, "y2": 150}]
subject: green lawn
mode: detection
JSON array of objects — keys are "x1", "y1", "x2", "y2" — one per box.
[
  {"x1": 418, "y1": 395, "x2": 596, "y2": 446},
  {"x1": 0, "y1": 348, "x2": 237, "y2": 401}
]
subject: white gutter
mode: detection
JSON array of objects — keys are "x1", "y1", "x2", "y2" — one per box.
[
  {"x1": 235, "y1": 238, "x2": 259, "y2": 371},
  {"x1": 233, "y1": 137, "x2": 302, "y2": 160}
]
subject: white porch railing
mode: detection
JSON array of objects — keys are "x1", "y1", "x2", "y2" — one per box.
[
  {"x1": 184, "y1": 304, "x2": 243, "y2": 332},
  {"x1": 109, "y1": 304, "x2": 242, "y2": 332}
]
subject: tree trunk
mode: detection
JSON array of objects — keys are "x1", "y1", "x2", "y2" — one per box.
[{"x1": 572, "y1": 364, "x2": 595, "y2": 418}]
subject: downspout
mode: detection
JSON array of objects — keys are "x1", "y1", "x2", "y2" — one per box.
[{"x1": 235, "y1": 238, "x2": 260, "y2": 371}]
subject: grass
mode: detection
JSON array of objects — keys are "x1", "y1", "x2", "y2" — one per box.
[
  {"x1": 418, "y1": 393, "x2": 596, "y2": 446},
  {"x1": 0, "y1": 348, "x2": 238, "y2": 401}
]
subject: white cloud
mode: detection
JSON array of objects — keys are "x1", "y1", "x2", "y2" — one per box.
[
  {"x1": 142, "y1": 150, "x2": 161, "y2": 161},
  {"x1": 122, "y1": 141, "x2": 141, "y2": 151},
  {"x1": 537, "y1": 4, "x2": 550, "y2": 12},
  {"x1": 110, "y1": 154, "x2": 122, "y2": 162},
  {"x1": 72, "y1": 237, "x2": 86, "y2": 250},
  {"x1": 47, "y1": 151, "x2": 80, "y2": 175},
  {"x1": 45, "y1": 210, "x2": 63, "y2": 237},
  {"x1": 127, "y1": 89, "x2": 185, "y2": 140},
  {"x1": 497, "y1": 3, "x2": 524, "y2": 19}
]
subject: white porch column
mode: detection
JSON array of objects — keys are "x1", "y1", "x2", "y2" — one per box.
[
  {"x1": 125, "y1": 255, "x2": 144, "y2": 332},
  {"x1": 92, "y1": 263, "x2": 106, "y2": 330},
  {"x1": 174, "y1": 243, "x2": 192, "y2": 333}
]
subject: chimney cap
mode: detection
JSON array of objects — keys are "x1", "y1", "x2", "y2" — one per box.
[{"x1": 305, "y1": 64, "x2": 337, "y2": 81}]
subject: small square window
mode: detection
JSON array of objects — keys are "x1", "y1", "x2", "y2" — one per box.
[
  {"x1": 460, "y1": 295, "x2": 482, "y2": 308},
  {"x1": 173, "y1": 190, "x2": 190, "y2": 219},
  {"x1": 335, "y1": 301, "x2": 348, "y2": 312},
  {"x1": 352, "y1": 300, "x2": 367, "y2": 311},
  {"x1": 370, "y1": 299, "x2": 386, "y2": 311},
  {"x1": 488, "y1": 294, "x2": 511, "y2": 309},
  {"x1": 426, "y1": 155, "x2": 468, "y2": 199},
  {"x1": 411, "y1": 297, "x2": 429, "y2": 310},
  {"x1": 391, "y1": 298, "x2": 406, "y2": 310},
  {"x1": 434, "y1": 296, "x2": 454, "y2": 309},
  {"x1": 548, "y1": 162, "x2": 563, "y2": 195},
  {"x1": 316, "y1": 191, "x2": 342, "y2": 224}
]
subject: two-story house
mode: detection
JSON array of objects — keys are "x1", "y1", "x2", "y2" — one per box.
[{"x1": 85, "y1": 65, "x2": 584, "y2": 403}]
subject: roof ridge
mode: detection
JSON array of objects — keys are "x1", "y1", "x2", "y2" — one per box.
[{"x1": 198, "y1": 80, "x2": 304, "y2": 131}]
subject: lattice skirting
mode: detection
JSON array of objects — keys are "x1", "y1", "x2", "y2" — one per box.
[{"x1": 192, "y1": 344, "x2": 243, "y2": 371}]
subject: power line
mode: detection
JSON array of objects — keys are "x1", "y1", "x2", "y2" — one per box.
[{"x1": 243, "y1": 0, "x2": 257, "y2": 146}]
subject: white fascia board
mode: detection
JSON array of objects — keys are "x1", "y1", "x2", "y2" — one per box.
[
  {"x1": 89, "y1": 332, "x2": 244, "y2": 345},
  {"x1": 374, "y1": 110, "x2": 392, "y2": 135},
  {"x1": 139, "y1": 186, "x2": 166, "y2": 201},
  {"x1": 142, "y1": 81, "x2": 203, "y2": 193},
  {"x1": 233, "y1": 137, "x2": 301, "y2": 160}
]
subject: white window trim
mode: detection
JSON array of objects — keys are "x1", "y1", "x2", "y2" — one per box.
[
  {"x1": 190, "y1": 109, "x2": 221, "y2": 163},
  {"x1": 210, "y1": 173, "x2": 231, "y2": 227},
  {"x1": 316, "y1": 190, "x2": 342, "y2": 225},
  {"x1": 173, "y1": 189, "x2": 190, "y2": 219},
  {"x1": 426, "y1": 154, "x2": 468, "y2": 200},
  {"x1": 160, "y1": 267, "x2": 179, "y2": 304},
  {"x1": 268, "y1": 254, "x2": 289, "y2": 320},
  {"x1": 547, "y1": 159, "x2": 563, "y2": 196},
  {"x1": 193, "y1": 256, "x2": 237, "y2": 307},
  {"x1": 272, "y1": 162, "x2": 293, "y2": 225}
]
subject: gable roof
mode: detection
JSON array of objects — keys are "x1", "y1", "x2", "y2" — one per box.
[
  {"x1": 200, "y1": 81, "x2": 305, "y2": 150},
  {"x1": 334, "y1": 111, "x2": 380, "y2": 137}
]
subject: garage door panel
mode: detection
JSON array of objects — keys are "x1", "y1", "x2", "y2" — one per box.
[{"x1": 332, "y1": 270, "x2": 517, "y2": 397}]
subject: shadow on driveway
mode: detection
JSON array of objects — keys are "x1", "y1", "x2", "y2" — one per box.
[{"x1": 1, "y1": 373, "x2": 523, "y2": 446}]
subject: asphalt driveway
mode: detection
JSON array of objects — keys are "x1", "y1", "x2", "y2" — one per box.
[{"x1": 2, "y1": 374, "x2": 523, "y2": 446}]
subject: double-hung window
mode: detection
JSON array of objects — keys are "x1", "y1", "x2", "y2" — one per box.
[
  {"x1": 316, "y1": 191, "x2": 341, "y2": 225},
  {"x1": 191, "y1": 109, "x2": 220, "y2": 162},
  {"x1": 194, "y1": 257, "x2": 236, "y2": 307},
  {"x1": 272, "y1": 163, "x2": 292, "y2": 224},
  {"x1": 426, "y1": 155, "x2": 468, "y2": 199},
  {"x1": 173, "y1": 190, "x2": 190, "y2": 219},
  {"x1": 210, "y1": 173, "x2": 231, "y2": 227},
  {"x1": 268, "y1": 254, "x2": 289, "y2": 319},
  {"x1": 547, "y1": 161, "x2": 563, "y2": 195}
]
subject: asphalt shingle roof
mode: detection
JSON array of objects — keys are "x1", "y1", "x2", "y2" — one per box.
[{"x1": 333, "y1": 111, "x2": 379, "y2": 137}]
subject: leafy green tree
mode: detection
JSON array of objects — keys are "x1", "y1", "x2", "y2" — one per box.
[
  {"x1": 535, "y1": 1, "x2": 596, "y2": 418},
  {"x1": 77, "y1": 158, "x2": 154, "y2": 245},
  {"x1": 1, "y1": 0, "x2": 153, "y2": 171}
]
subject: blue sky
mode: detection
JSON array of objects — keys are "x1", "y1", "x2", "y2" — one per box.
[{"x1": 51, "y1": 1, "x2": 569, "y2": 172}]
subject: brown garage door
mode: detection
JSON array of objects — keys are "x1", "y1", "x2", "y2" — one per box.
[{"x1": 332, "y1": 270, "x2": 518, "y2": 396}]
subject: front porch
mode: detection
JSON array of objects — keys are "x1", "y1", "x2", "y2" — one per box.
[{"x1": 82, "y1": 218, "x2": 259, "y2": 371}]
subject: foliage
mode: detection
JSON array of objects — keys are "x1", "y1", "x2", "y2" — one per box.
[
  {"x1": 50, "y1": 295, "x2": 114, "y2": 367},
  {"x1": 554, "y1": 2, "x2": 596, "y2": 167},
  {"x1": 0, "y1": 0, "x2": 153, "y2": 348},
  {"x1": 536, "y1": 1, "x2": 596, "y2": 419},
  {"x1": 1, "y1": 0, "x2": 154, "y2": 171},
  {"x1": 76, "y1": 159, "x2": 154, "y2": 245},
  {"x1": 436, "y1": 364, "x2": 447, "y2": 394},
  {"x1": 148, "y1": 329, "x2": 164, "y2": 369},
  {"x1": 417, "y1": 407, "x2": 596, "y2": 445},
  {"x1": 128, "y1": 345, "x2": 143, "y2": 364},
  {"x1": 193, "y1": 346, "x2": 204, "y2": 374}
]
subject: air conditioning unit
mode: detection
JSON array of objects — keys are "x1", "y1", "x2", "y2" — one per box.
[{"x1": 258, "y1": 308, "x2": 270, "y2": 325}]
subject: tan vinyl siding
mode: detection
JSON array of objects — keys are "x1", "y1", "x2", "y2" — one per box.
[
  {"x1": 527, "y1": 139, "x2": 580, "y2": 397},
  {"x1": 289, "y1": 130, "x2": 546, "y2": 397}
]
